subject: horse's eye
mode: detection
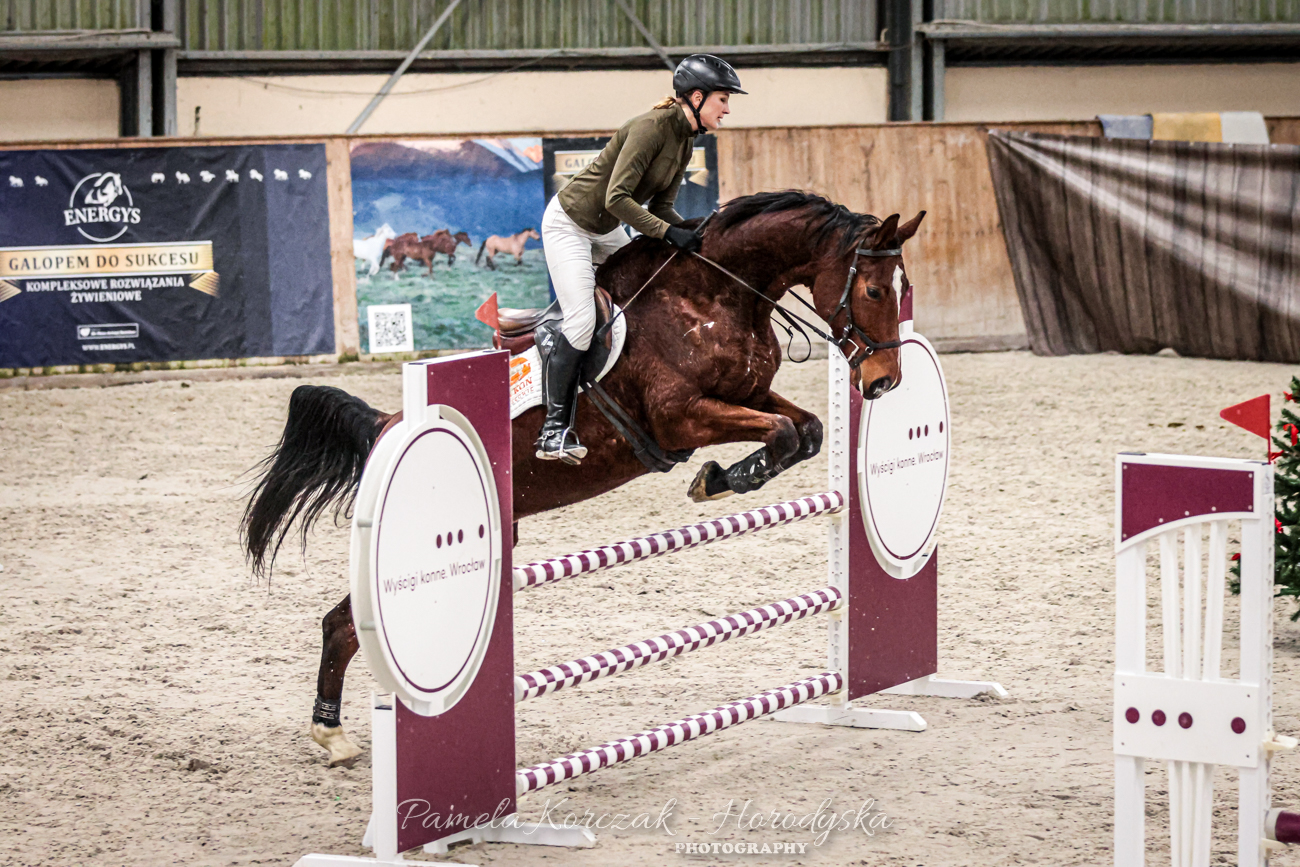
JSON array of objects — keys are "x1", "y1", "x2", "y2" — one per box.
[{"x1": 867, "y1": 288, "x2": 882, "y2": 300}]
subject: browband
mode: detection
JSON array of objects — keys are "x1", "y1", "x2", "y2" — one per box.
[{"x1": 857, "y1": 247, "x2": 902, "y2": 257}]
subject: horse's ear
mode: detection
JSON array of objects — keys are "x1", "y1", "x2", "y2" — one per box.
[
  {"x1": 871, "y1": 214, "x2": 901, "y2": 250},
  {"x1": 895, "y1": 211, "x2": 926, "y2": 245}
]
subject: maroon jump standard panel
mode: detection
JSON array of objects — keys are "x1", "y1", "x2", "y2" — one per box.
[
  {"x1": 846, "y1": 384, "x2": 939, "y2": 700},
  {"x1": 394, "y1": 351, "x2": 516, "y2": 854},
  {"x1": 1119, "y1": 461, "x2": 1255, "y2": 542}
]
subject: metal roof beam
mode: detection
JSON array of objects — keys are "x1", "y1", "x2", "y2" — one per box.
[
  {"x1": 346, "y1": 0, "x2": 464, "y2": 135},
  {"x1": 614, "y1": 0, "x2": 676, "y2": 72},
  {"x1": 0, "y1": 30, "x2": 181, "y2": 51}
]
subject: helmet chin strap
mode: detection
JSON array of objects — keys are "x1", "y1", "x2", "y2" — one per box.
[{"x1": 687, "y1": 90, "x2": 708, "y2": 134}]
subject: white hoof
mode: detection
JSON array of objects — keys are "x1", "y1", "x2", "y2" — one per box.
[{"x1": 311, "y1": 722, "x2": 363, "y2": 767}]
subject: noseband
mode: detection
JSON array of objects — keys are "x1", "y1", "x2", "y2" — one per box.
[{"x1": 829, "y1": 246, "x2": 904, "y2": 369}]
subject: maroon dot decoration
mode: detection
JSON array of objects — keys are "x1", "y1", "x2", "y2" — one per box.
[
  {"x1": 458, "y1": 529, "x2": 464, "y2": 543},
  {"x1": 446, "y1": 531, "x2": 453, "y2": 546},
  {"x1": 939, "y1": 421, "x2": 944, "y2": 433},
  {"x1": 478, "y1": 524, "x2": 485, "y2": 538},
  {"x1": 1125, "y1": 707, "x2": 1140, "y2": 724},
  {"x1": 436, "y1": 534, "x2": 442, "y2": 548},
  {"x1": 1179, "y1": 712, "x2": 1193, "y2": 729},
  {"x1": 1152, "y1": 710, "x2": 1167, "y2": 726},
  {"x1": 908, "y1": 428, "x2": 913, "y2": 440},
  {"x1": 924, "y1": 425, "x2": 929, "y2": 436},
  {"x1": 1231, "y1": 717, "x2": 1247, "y2": 734}
]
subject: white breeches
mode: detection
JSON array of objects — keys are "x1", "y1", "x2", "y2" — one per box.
[{"x1": 542, "y1": 195, "x2": 631, "y2": 351}]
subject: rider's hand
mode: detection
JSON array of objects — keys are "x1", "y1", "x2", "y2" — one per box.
[{"x1": 664, "y1": 225, "x2": 704, "y2": 254}]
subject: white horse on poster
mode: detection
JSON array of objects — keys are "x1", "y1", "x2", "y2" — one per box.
[{"x1": 353, "y1": 224, "x2": 398, "y2": 277}]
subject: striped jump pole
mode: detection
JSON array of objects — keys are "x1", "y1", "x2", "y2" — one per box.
[
  {"x1": 513, "y1": 491, "x2": 843, "y2": 589},
  {"x1": 514, "y1": 587, "x2": 841, "y2": 701},
  {"x1": 517, "y1": 672, "x2": 842, "y2": 796}
]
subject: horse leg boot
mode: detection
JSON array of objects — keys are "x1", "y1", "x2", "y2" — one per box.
[
  {"x1": 534, "y1": 332, "x2": 588, "y2": 464},
  {"x1": 723, "y1": 445, "x2": 788, "y2": 495},
  {"x1": 310, "y1": 594, "x2": 363, "y2": 767}
]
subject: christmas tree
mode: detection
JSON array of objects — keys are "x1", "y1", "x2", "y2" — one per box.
[{"x1": 1272, "y1": 376, "x2": 1300, "y2": 618}]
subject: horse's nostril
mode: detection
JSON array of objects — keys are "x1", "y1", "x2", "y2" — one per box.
[{"x1": 867, "y1": 376, "x2": 892, "y2": 399}]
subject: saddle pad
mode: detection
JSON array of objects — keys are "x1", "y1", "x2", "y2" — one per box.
[{"x1": 508, "y1": 303, "x2": 626, "y2": 420}]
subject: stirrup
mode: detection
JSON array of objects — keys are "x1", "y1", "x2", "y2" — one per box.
[{"x1": 535, "y1": 427, "x2": 587, "y2": 465}]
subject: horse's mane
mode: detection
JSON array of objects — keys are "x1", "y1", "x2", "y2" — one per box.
[
  {"x1": 594, "y1": 190, "x2": 878, "y2": 299},
  {"x1": 711, "y1": 190, "x2": 880, "y2": 255}
]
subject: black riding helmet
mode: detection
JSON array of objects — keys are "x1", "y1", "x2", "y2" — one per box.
[{"x1": 673, "y1": 54, "x2": 745, "y2": 132}]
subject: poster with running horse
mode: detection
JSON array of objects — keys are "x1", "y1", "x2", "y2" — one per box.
[{"x1": 349, "y1": 138, "x2": 549, "y2": 354}]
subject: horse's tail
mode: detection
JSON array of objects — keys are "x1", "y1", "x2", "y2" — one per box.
[
  {"x1": 475, "y1": 239, "x2": 488, "y2": 265},
  {"x1": 241, "y1": 385, "x2": 389, "y2": 579}
]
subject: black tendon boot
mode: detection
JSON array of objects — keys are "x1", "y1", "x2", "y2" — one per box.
[{"x1": 535, "y1": 332, "x2": 588, "y2": 464}]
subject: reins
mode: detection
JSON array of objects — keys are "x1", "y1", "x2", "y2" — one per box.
[{"x1": 689, "y1": 244, "x2": 905, "y2": 369}]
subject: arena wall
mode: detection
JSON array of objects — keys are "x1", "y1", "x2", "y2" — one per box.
[
  {"x1": 174, "y1": 67, "x2": 889, "y2": 137},
  {"x1": 944, "y1": 63, "x2": 1300, "y2": 123},
  {"x1": 0, "y1": 79, "x2": 120, "y2": 141},
  {"x1": 4, "y1": 117, "x2": 1298, "y2": 370}
]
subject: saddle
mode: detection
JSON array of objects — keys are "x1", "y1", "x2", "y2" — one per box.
[
  {"x1": 476, "y1": 287, "x2": 617, "y2": 383},
  {"x1": 474, "y1": 288, "x2": 693, "y2": 474}
]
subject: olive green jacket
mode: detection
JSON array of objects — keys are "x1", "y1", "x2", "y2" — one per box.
[{"x1": 557, "y1": 103, "x2": 695, "y2": 239}]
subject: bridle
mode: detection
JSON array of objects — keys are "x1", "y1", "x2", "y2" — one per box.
[{"x1": 828, "y1": 245, "x2": 905, "y2": 369}]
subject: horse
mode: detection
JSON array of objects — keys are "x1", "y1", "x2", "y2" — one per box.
[
  {"x1": 383, "y1": 233, "x2": 439, "y2": 276},
  {"x1": 423, "y1": 229, "x2": 472, "y2": 266},
  {"x1": 241, "y1": 190, "x2": 924, "y2": 765},
  {"x1": 476, "y1": 228, "x2": 540, "y2": 270},
  {"x1": 352, "y1": 223, "x2": 397, "y2": 277}
]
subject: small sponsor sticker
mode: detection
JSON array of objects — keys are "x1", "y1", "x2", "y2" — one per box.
[{"x1": 77, "y1": 323, "x2": 139, "y2": 340}]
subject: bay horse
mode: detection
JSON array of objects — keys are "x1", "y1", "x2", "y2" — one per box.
[
  {"x1": 476, "y1": 227, "x2": 540, "y2": 269},
  {"x1": 242, "y1": 191, "x2": 924, "y2": 765},
  {"x1": 425, "y1": 229, "x2": 472, "y2": 266}
]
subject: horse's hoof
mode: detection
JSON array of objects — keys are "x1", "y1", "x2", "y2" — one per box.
[
  {"x1": 688, "y1": 461, "x2": 733, "y2": 503},
  {"x1": 311, "y1": 722, "x2": 363, "y2": 767}
]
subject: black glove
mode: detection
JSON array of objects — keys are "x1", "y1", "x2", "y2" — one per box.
[{"x1": 664, "y1": 225, "x2": 704, "y2": 254}]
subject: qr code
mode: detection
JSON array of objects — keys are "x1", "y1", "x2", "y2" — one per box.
[{"x1": 367, "y1": 303, "x2": 414, "y2": 354}]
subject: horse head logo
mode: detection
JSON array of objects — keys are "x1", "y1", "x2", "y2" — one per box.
[{"x1": 83, "y1": 172, "x2": 124, "y2": 206}]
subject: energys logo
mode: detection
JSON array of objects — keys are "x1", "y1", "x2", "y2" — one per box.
[{"x1": 63, "y1": 173, "x2": 141, "y2": 242}]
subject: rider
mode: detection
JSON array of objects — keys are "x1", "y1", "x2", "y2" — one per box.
[{"x1": 535, "y1": 54, "x2": 746, "y2": 464}]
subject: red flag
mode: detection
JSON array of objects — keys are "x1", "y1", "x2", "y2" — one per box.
[
  {"x1": 1220, "y1": 394, "x2": 1271, "y2": 440},
  {"x1": 474, "y1": 292, "x2": 500, "y2": 330}
]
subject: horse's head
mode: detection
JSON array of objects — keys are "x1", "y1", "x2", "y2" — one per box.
[
  {"x1": 524, "y1": 228, "x2": 540, "y2": 241},
  {"x1": 84, "y1": 173, "x2": 124, "y2": 206},
  {"x1": 454, "y1": 231, "x2": 472, "y2": 246},
  {"x1": 829, "y1": 211, "x2": 925, "y2": 398},
  {"x1": 378, "y1": 223, "x2": 397, "y2": 240}
]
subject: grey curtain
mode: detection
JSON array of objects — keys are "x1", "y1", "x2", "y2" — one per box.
[{"x1": 986, "y1": 131, "x2": 1300, "y2": 362}]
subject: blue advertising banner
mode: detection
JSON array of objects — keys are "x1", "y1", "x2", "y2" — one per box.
[{"x1": 0, "y1": 144, "x2": 334, "y2": 368}]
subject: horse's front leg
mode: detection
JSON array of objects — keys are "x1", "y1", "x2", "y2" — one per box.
[
  {"x1": 655, "y1": 398, "x2": 801, "y2": 503},
  {"x1": 310, "y1": 594, "x2": 364, "y2": 767},
  {"x1": 756, "y1": 390, "x2": 823, "y2": 467}
]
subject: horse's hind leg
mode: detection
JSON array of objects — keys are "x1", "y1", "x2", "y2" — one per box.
[{"x1": 310, "y1": 594, "x2": 364, "y2": 766}]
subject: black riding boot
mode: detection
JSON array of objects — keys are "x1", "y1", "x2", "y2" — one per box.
[{"x1": 535, "y1": 333, "x2": 588, "y2": 464}]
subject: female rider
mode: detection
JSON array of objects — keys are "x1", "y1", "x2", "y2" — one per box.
[{"x1": 536, "y1": 54, "x2": 746, "y2": 464}]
